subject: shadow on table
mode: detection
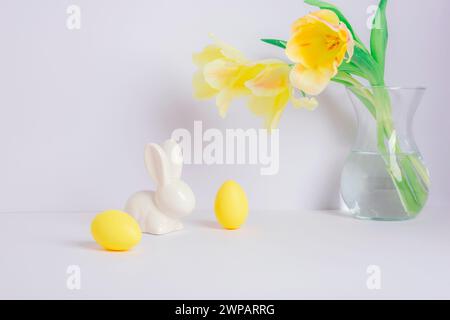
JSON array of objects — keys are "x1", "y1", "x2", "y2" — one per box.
[
  {"x1": 193, "y1": 220, "x2": 223, "y2": 230},
  {"x1": 315, "y1": 210, "x2": 355, "y2": 219}
]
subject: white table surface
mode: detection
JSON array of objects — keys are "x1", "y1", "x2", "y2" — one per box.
[{"x1": 1, "y1": 207, "x2": 449, "y2": 299}]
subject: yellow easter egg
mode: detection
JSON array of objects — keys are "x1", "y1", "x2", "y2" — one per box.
[
  {"x1": 214, "y1": 180, "x2": 249, "y2": 229},
  {"x1": 91, "y1": 210, "x2": 142, "y2": 251}
]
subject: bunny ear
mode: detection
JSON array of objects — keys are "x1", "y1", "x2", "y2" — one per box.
[
  {"x1": 144, "y1": 143, "x2": 170, "y2": 186},
  {"x1": 162, "y1": 139, "x2": 183, "y2": 179}
]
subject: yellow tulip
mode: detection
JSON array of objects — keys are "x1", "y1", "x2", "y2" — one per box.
[
  {"x1": 245, "y1": 60, "x2": 318, "y2": 129},
  {"x1": 193, "y1": 37, "x2": 263, "y2": 117},
  {"x1": 286, "y1": 9, "x2": 354, "y2": 95},
  {"x1": 193, "y1": 39, "x2": 319, "y2": 129}
]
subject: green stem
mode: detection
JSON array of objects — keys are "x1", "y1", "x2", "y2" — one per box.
[
  {"x1": 365, "y1": 87, "x2": 429, "y2": 215},
  {"x1": 332, "y1": 71, "x2": 376, "y2": 117}
]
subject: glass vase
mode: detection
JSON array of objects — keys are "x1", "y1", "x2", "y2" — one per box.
[{"x1": 341, "y1": 86, "x2": 430, "y2": 220}]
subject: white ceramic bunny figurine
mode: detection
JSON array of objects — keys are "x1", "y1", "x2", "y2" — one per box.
[{"x1": 125, "y1": 139, "x2": 195, "y2": 235}]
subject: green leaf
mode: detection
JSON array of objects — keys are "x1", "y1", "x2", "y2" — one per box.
[
  {"x1": 332, "y1": 71, "x2": 376, "y2": 116},
  {"x1": 304, "y1": 0, "x2": 365, "y2": 50},
  {"x1": 370, "y1": 0, "x2": 388, "y2": 77},
  {"x1": 351, "y1": 45, "x2": 384, "y2": 85},
  {"x1": 338, "y1": 61, "x2": 368, "y2": 80},
  {"x1": 260, "y1": 39, "x2": 287, "y2": 49}
]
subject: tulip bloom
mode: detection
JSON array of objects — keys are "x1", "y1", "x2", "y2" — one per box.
[
  {"x1": 193, "y1": 40, "x2": 317, "y2": 128},
  {"x1": 193, "y1": 38, "x2": 263, "y2": 117},
  {"x1": 286, "y1": 9, "x2": 354, "y2": 95}
]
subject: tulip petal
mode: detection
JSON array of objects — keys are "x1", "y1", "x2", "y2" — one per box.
[
  {"x1": 308, "y1": 10, "x2": 341, "y2": 31},
  {"x1": 285, "y1": 32, "x2": 310, "y2": 65},
  {"x1": 216, "y1": 89, "x2": 235, "y2": 118},
  {"x1": 291, "y1": 94, "x2": 318, "y2": 110},
  {"x1": 341, "y1": 25, "x2": 355, "y2": 61},
  {"x1": 291, "y1": 10, "x2": 340, "y2": 34},
  {"x1": 193, "y1": 45, "x2": 223, "y2": 67},
  {"x1": 290, "y1": 64, "x2": 335, "y2": 96},
  {"x1": 203, "y1": 59, "x2": 241, "y2": 90},
  {"x1": 230, "y1": 64, "x2": 266, "y2": 96},
  {"x1": 193, "y1": 70, "x2": 218, "y2": 99},
  {"x1": 247, "y1": 89, "x2": 290, "y2": 129},
  {"x1": 209, "y1": 34, "x2": 248, "y2": 64},
  {"x1": 311, "y1": 9, "x2": 340, "y2": 26},
  {"x1": 245, "y1": 63, "x2": 290, "y2": 97}
]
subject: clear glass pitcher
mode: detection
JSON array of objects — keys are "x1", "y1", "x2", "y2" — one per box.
[{"x1": 341, "y1": 86, "x2": 430, "y2": 220}]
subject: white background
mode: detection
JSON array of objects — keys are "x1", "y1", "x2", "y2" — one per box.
[{"x1": 0, "y1": 0, "x2": 449, "y2": 212}]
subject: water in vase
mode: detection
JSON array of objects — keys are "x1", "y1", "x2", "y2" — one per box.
[{"x1": 340, "y1": 151, "x2": 425, "y2": 220}]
